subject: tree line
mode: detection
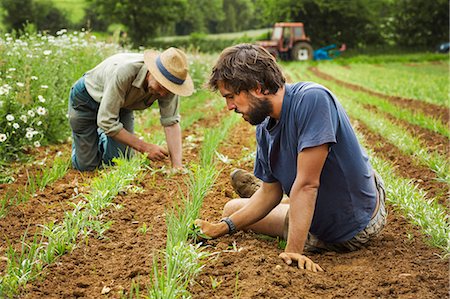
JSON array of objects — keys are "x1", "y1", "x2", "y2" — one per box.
[{"x1": 1, "y1": 0, "x2": 448, "y2": 50}]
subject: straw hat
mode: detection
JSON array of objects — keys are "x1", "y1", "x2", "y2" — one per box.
[{"x1": 144, "y1": 47, "x2": 194, "y2": 97}]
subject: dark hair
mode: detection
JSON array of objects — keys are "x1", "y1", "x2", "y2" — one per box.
[{"x1": 208, "y1": 44, "x2": 285, "y2": 95}]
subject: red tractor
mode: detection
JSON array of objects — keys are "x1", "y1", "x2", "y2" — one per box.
[{"x1": 257, "y1": 22, "x2": 313, "y2": 61}]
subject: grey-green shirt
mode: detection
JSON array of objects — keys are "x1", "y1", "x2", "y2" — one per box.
[{"x1": 84, "y1": 52, "x2": 180, "y2": 136}]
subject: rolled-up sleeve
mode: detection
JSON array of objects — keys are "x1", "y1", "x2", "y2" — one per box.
[
  {"x1": 158, "y1": 94, "x2": 180, "y2": 127},
  {"x1": 97, "y1": 71, "x2": 130, "y2": 136}
]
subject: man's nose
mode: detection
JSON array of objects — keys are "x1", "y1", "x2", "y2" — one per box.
[{"x1": 226, "y1": 99, "x2": 236, "y2": 111}]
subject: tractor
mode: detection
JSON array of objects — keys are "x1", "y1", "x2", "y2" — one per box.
[{"x1": 257, "y1": 22, "x2": 313, "y2": 61}]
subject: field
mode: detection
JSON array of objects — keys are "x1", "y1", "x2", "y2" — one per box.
[{"x1": 0, "y1": 31, "x2": 448, "y2": 298}]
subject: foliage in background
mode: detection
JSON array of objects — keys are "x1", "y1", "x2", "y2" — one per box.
[
  {"x1": 85, "y1": 0, "x2": 187, "y2": 46},
  {"x1": 147, "y1": 33, "x2": 258, "y2": 54},
  {"x1": 2, "y1": 0, "x2": 448, "y2": 51},
  {"x1": 392, "y1": 0, "x2": 449, "y2": 47},
  {"x1": 1, "y1": 0, "x2": 70, "y2": 34}
]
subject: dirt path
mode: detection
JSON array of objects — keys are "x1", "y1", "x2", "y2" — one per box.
[
  {"x1": 354, "y1": 121, "x2": 448, "y2": 204},
  {"x1": 310, "y1": 67, "x2": 449, "y2": 125},
  {"x1": 361, "y1": 103, "x2": 449, "y2": 157}
]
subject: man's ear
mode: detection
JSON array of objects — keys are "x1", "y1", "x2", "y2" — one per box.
[{"x1": 254, "y1": 84, "x2": 269, "y2": 96}]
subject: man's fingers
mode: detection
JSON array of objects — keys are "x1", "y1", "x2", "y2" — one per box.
[
  {"x1": 315, "y1": 264, "x2": 324, "y2": 272},
  {"x1": 305, "y1": 260, "x2": 313, "y2": 271},
  {"x1": 279, "y1": 253, "x2": 292, "y2": 265},
  {"x1": 297, "y1": 258, "x2": 306, "y2": 269},
  {"x1": 194, "y1": 219, "x2": 203, "y2": 227}
]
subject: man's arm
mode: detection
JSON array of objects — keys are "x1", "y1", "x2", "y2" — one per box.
[
  {"x1": 112, "y1": 128, "x2": 168, "y2": 161},
  {"x1": 164, "y1": 122, "x2": 183, "y2": 168},
  {"x1": 279, "y1": 144, "x2": 329, "y2": 272},
  {"x1": 195, "y1": 181, "x2": 283, "y2": 238}
]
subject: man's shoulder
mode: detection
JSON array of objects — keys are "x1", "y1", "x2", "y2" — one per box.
[{"x1": 288, "y1": 82, "x2": 328, "y2": 96}]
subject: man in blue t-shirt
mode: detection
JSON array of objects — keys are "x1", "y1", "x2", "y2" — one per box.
[{"x1": 194, "y1": 44, "x2": 387, "y2": 272}]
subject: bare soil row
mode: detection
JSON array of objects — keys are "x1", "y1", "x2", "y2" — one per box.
[{"x1": 310, "y1": 66, "x2": 449, "y2": 125}]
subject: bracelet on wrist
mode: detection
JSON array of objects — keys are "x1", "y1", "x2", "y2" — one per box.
[{"x1": 220, "y1": 217, "x2": 237, "y2": 235}]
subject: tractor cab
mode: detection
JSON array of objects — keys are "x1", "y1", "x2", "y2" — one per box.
[{"x1": 257, "y1": 22, "x2": 313, "y2": 61}]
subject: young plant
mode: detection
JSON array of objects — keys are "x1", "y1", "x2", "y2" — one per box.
[{"x1": 210, "y1": 276, "x2": 223, "y2": 290}]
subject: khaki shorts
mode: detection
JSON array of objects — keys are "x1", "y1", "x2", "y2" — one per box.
[{"x1": 283, "y1": 172, "x2": 387, "y2": 253}]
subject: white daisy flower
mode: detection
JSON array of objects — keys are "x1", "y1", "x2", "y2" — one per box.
[
  {"x1": 34, "y1": 141, "x2": 41, "y2": 147},
  {"x1": 16, "y1": 82, "x2": 25, "y2": 87},
  {"x1": 20, "y1": 115, "x2": 27, "y2": 123},
  {"x1": 6, "y1": 114, "x2": 14, "y2": 121},
  {"x1": 43, "y1": 50, "x2": 52, "y2": 55},
  {"x1": 31, "y1": 76, "x2": 38, "y2": 80},
  {"x1": 41, "y1": 85, "x2": 48, "y2": 89},
  {"x1": 38, "y1": 95, "x2": 46, "y2": 103},
  {"x1": 0, "y1": 133, "x2": 6, "y2": 142},
  {"x1": 27, "y1": 110, "x2": 35, "y2": 117},
  {"x1": 36, "y1": 107, "x2": 46, "y2": 115},
  {"x1": 12, "y1": 123, "x2": 19, "y2": 129},
  {"x1": 25, "y1": 131, "x2": 34, "y2": 139}
]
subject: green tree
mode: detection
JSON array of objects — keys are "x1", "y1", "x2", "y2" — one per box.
[
  {"x1": 33, "y1": 0, "x2": 70, "y2": 33},
  {"x1": 1, "y1": 0, "x2": 70, "y2": 33},
  {"x1": 175, "y1": 0, "x2": 224, "y2": 35},
  {"x1": 255, "y1": 0, "x2": 389, "y2": 48},
  {"x1": 1, "y1": 0, "x2": 34, "y2": 31},
  {"x1": 216, "y1": 0, "x2": 255, "y2": 33},
  {"x1": 87, "y1": 0, "x2": 187, "y2": 45},
  {"x1": 393, "y1": 0, "x2": 449, "y2": 48}
]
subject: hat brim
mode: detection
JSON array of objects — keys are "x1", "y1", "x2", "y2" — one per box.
[{"x1": 144, "y1": 50, "x2": 194, "y2": 97}]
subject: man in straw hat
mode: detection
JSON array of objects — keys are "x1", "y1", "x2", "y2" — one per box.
[
  {"x1": 194, "y1": 44, "x2": 387, "y2": 272},
  {"x1": 68, "y1": 47, "x2": 193, "y2": 171}
]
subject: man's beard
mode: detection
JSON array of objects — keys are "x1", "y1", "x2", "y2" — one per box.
[{"x1": 239, "y1": 93, "x2": 273, "y2": 125}]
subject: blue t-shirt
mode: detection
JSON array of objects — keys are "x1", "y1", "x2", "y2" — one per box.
[{"x1": 254, "y1": 82, "x2": 377, "y2": 243}]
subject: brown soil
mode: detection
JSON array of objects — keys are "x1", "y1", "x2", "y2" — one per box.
[
  {"x1": 1, "y1": 100, "x2": 447, "y2": 298},
  {"x1": 361, "y1": 103, "x2": 449, "y2": 157},
  {"x1": 309, "y1": 67, "x2": 449, "y2": 125},
  {"x1": 353, "y1": 121, "x2": 449, "y2": 205}
]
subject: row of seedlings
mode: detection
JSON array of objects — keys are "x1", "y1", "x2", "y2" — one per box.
[{"x1": 136, "y1": 113, "x2": 240, "y2": 298}]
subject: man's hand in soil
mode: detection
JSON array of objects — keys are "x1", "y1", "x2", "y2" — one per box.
[
  {"x1": 142, "y1": 143, "x2": 169, "y2": 161},
  {"x1": 279, "y1": 252, "x2": 324, "y2": 272},
  {"x1": 194, "y1": 219, "x2": 228, "y2": 239}
]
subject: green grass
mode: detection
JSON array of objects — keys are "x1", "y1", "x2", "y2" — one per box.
[
  {"x1": 317, "y1": 61, "x2": 449, "y2": 106},
  {"x1": 155, "y1": 28, "x2": 270, "y2": 42}
]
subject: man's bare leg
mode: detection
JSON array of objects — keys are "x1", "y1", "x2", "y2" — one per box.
[{"x1": 223, "y1": 198, "x2": 288, "y2": 238}]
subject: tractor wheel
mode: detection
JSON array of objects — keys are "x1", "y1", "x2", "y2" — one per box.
[{"x1": 292, "y1": 42, "x2": 313, "y2": 61}]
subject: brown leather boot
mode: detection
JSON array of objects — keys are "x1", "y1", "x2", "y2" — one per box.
[{"x1": 230, "y1": 169, "x2": 261, "y2": 198}]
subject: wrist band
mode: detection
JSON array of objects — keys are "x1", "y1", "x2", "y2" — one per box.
[{"x1": 221, "y1": 217, "x2": 237, "y2": 235}]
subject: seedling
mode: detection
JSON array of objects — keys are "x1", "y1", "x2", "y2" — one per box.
[
  {"x1": 210, "y1": 276, "x2": 223, "y2": 290},
  {"x1": 189, "y1": 222, "x2": 211, "y2": 244},
  {"x1": 138, "y1": 223, "x2": 152, "y2": 235}
]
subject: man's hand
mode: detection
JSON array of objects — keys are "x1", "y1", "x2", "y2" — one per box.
[
  {"x1": 194, "y1": 219, "x2": 228, "y2": 239},
  {"x1": 279, "y1": 252, "x2": 324, "y2": 272},
  {"x1": 142, "y1": 143, "x2": 169, "y2": 161}
]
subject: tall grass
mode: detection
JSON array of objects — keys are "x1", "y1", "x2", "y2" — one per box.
[{"x1": 0, "y1": 30, "x2": 120, "y2": 164}]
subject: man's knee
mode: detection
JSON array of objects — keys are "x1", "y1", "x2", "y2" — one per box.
[
  {"x1": 71, "y1": 154, "x2": 98, "y2": 171},
  {"x1": 223, "y1": 198, "x2": 247, "y2": 217}
]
